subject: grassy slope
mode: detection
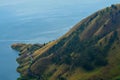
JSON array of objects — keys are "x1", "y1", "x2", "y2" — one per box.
[{"x1": 12, "y1": 4, "x2": 120, "y2": 80}]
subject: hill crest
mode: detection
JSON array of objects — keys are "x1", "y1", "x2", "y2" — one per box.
[{"x1": 12, "y1": 4, "x2": 120, "y2": 80}]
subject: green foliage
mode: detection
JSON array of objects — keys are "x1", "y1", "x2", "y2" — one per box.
[
  {"x1": 114, "y1": 76, "x2": 120, "y2": 80},
  {"x1": 111, "y1": 4, "x2": 118, "y2": 10},
  {"x1": 103, "y1": 31, "x2": 118, "y2": 53},
  {"x1": 77, "y1": 46, "x2": 107, "y2": 70},
  {"x1": 17, "y1": 76, "x2": 38, "y2": 80},
  {"x1": 27, "y1": 44, "x2": 43, "y2": 53},
  {"x1": 12, "y1": 4, "x2": 120, "y2": 80},
  {"x1": 58, "y1": 77, "x2": 67, "y2": 80}
]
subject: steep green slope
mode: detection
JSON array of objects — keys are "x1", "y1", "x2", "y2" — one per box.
[{"x1": 12, "y1": 4, "x2": 120, "y2": 80}]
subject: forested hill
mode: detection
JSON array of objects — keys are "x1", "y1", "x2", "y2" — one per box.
[{"x1": 12, "y1": 4, "x2": 120, "y2": 80}]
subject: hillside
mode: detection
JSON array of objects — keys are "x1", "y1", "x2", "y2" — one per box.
[{"x1": 12, "y1": 4, "x2": 120, "y2": 80}]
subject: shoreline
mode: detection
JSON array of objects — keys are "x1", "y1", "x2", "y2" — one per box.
[{"x1": 11, "y1": 43, "x2": 44, "y2": 80}]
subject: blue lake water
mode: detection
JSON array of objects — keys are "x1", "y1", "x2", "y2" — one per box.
[{"x1": 0, "y1": 0, "x2": 120, "y2": 80}]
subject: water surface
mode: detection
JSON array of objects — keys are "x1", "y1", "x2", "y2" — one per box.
[{"x1": 0, "y1": 0, "x2": 119, "y2": 80}]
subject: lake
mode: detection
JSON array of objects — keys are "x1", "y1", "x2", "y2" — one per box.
[{"x1": 0, "y1": 0, "x2": 119, "y2": 80}]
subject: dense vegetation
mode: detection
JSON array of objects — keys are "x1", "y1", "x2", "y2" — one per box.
[{"x1": 12, "y1": 4, "x2": 120, "y2": 80}]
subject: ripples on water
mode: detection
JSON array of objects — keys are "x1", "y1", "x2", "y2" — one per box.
[{"x1": 0, "y1": 0, "x2": 119, "y2": 80}]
